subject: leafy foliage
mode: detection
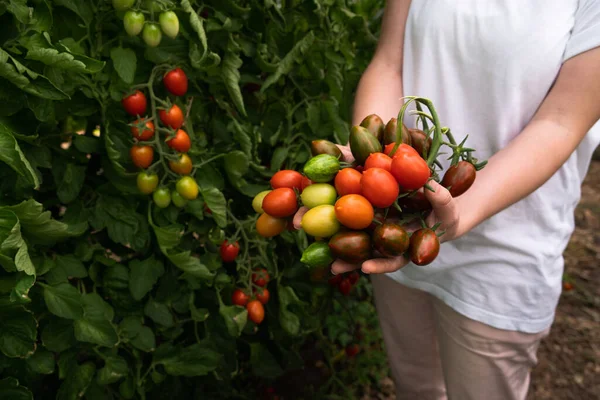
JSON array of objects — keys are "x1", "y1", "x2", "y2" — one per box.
[{"x1": 0, "y1": 0, "x2": 387, "y2": 398}]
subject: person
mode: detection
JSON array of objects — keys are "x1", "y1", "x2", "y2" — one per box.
[{"x1": 294, "y1": 1, "x2": 600, "y2": 399}]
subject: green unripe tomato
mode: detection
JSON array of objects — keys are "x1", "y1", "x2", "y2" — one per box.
[
  {"x1": 113, "y1": 0, "x2": 135, "y2": 11},
  {"x1": 123, "y1": 11, "x2": 145, "y2": 36},
  {"x1": 153, "y1": 188, "x2": 171, "y2": 208},
  {"x1": 176, "y1": 176, "x2": 199, "y2": 200},
  {"x1": 300, "y1": 183, "x2": 337, "y2": 208},
  {"x1": 137, "y1": 172, "x2": 158, "y2": 194},
  {"x1": 252, "y1": 190, "x2": 272, "y2": 213},
  {"x1": 142, "y1": 24, "x2": 162, "y2": 47},
  {"x1": 171, "y1": 190, "x2": 188, "y2": 208},
  {"x1": 159, "y1": 11, "x2": 179, "y2": 39}
]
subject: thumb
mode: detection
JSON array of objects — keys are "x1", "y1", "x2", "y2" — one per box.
[
  {"x1": 424, "y1": 180, "x2": 455, "y2": 222},
  {"x1": 292, "y1": 206, "x2": 309, "y2": 230}
]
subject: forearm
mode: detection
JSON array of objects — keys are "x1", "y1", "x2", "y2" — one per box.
[{"x1": 351, "y1": 61, "x2": 404, "y2": 127}]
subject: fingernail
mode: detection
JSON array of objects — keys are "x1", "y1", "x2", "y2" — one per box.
[{"x1": 330, "y1": 269, "x2": 337, "y2": 275}]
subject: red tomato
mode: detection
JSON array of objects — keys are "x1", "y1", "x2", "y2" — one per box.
[
  {"x1": 345, "y1": 344, "x2": 360, "y2": 357},
  {"x1": 159, "y1": 104, "x2": 184, "y2": 129},
  {"x1": 270, "y1": 170, "x2": 303, "y2": 190},
  {"x1": 300, "y1": 176, "x2": 313, "y2": 191},
  {"x1": 348, "y1": 271, "x2": 359, "y2": 285},
  {"x1": 409, "y1": 229, "x2": 440, "y2": 266},
  {"x1": 361, "y1": 168, "x2": 399, "y2": 208},
  {"x1": 122, "y1": 90, "x2": 147, "y2": 116},
  {"x1": 440, "y1": 161, "x2": 476, "y2": 197},
  {"x1": 338, "y1": 278, "x2": 352, "y2": 296},
  {"x1": 232, "y1": 289, "x2": 249, "y2": 306},
  {"x1": 334, "y1": 194, "x2": 374, "y2": 230},
  {"x1": 384, "y1": 143, "x2": 419, "y2": 158},
  {"x1": 334, "y1": 168, "x2": 362, "y2": 196},
  {"x1": 247, "y1": 300, "x2": 265, "y2": 324},
  {"x1": 163, "y1": 68, "x2": 188, "y2": 96},
  {"x1": 390, "y1": 150, "x2": 430, "y2": 191},
  {"x1": 220, "y1": 240, "x2": 240, "y2": 263},
  {"x1": 130, "y1": 145, "x2": 154, "y2": 168},
  {"x1": 252, "y1": 269, "x2": 270, "y2": 287},
  {"x1": 131, "y1": 119, "x2": 154, "y2": 141},
  {"x1": 256, "y1": 288, "x2": 270, "y2": 305},
  {"x1": 166, "y1": 129, "x2": 191, "y2": 153},
  {"x1": 261, "y1": 188, "x2": 298, "y2": 218},
  {"x1": 328, "y1": 274, "x2": 343, "y2": 286},
  {"x1": 364, "y1": 152, "x2": 392, "y2": 172}
]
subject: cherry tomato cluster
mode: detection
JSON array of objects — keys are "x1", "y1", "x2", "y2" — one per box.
[
  {"x1": 231, "y1": 268, "x2": 271, "y2": 325},
  {"x1": 114, "y1": 0, "x2": 180, "y2": 47},
  {"x1": 126, "y1": 67, "x2": 199, "y2": 208},
  {"x1": 251, "y1": 97, "x2": 486, "y2": 271}
]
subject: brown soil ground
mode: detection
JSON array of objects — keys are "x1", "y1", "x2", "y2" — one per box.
[{"x1": 368, "y1": 161, "x2": 600, "y2": 400}]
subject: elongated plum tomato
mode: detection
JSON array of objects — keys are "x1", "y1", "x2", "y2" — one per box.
[
  {"x1": 130, "y1": 145, "x2": 154, "y2": 168},
  {"x1": 440, "y1": 161, "x2": 476, "y2": 197},
  {"x1": 168, "y1": 153, "x2": 192, "y2": 175},
  {"x1": 159, "y1": 11, "x2": 179, "y2": 39},
  {"x1": 232, "y1": 289, "x2": 249, "y2": 307},
  {"x1": 301, "y1": 205, "x2": 340, "y2": 238},
  {"x1": 255, "y1": 213, "x2": 287, "y2": 237},
  {"x1": 122, "y1": 90, "x2": 147, "y2": 116},
  {"x1": 142, "y1": 23, "x2": 162, "y2": 47},
  {"x1": 153, "y1": 188, "x2": 171, "y2": 208},
  {"x1": 159, "y1": 104, "x2": 184, "y2": 129},
  {"x1": 270, "y1": 170, "x2": 303, "y2": 190},
  {"x1": 361, "y1": 168, "x2": 399, "y2": 208},
  {"x1": 334, "y1": 194, "x2": 374, "y2": 230},
  {"x1": 261, "y1": 188, "x2": 298, "y2": 218},
  {"x1": 136, "y1": 172, "x2": 158, "y2": 194},
  {"x1": 247, "y1": 300, "x2": 265, "y2": 324},
  {"x1": 163, "y1": 68, "x2": 188, "y2": 96},
  {"x1": 220, "y1": 240, "x2": 240, "y2": 262},
  {"x1": 384, "y1": 143, "x2": 419, "y2": 158},
  {"x1": 131, "y1": 119, "x2": 154, "y2": 141},
  {"x1": 166, "y1": 129, "x2": 191, "y2": 153},
  {"x1": 409, "y1": 228, "x2": 440, "y2": 266},
  {"x1": 256, "y1": 288, "x2": 270, "y2": 305},
  {"x1": 252, "y1": 190, "x2": 272, "y2": 213},
  {"x1": 176, "y1": 176, "x2": 198, "y2": 200},
  {"x1": 334, "y1": 168, "x2": 362, "y2": 196},
  {"x1": 390, "y1": 148, "x2": 430, "y2": 191},
  {"x1": 300, "y1": 183, "x2": 337, "y2": 209},
  {"x1": 364, "y1": 152, "x2": 392, "y2": 172},
  {"x1": 124, "y1": 11, "x2": 145, "y2": 36}
]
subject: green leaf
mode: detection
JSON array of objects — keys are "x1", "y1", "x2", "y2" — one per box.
[
  {"x1": 0, "y1": 377, "x2": 33, "y2": 400},
  {"x1": 278, "y1": 285, "x2": 301, "y2": 336},
  {"x1": 128, "y1": 256, "x2": 164, "y2": 301},
  {"x1": 0, "y1": 302, "x2": 37, "y2": 358},
  {"x1": 0, "y1": 120, "x2": 39, "y2": 189},
  {"x1": 90, "y1": 195, "x2": 149, "y2": 251},
  {"x1": 221, "y1": 42, "x2": 246, "y2": 117},
  {"x1": 41, "y1": 282, "x2": 83, "y2": 320},
  {"x1": 6, "y1": 0, "x2": 31, "y2": 24},
  {"x1": 110, "y1": 47, "x2": 136, "y2": 84},
  {"x1": 45, "y1": 254, "x2": 87, "y2": 284},
  {"x1": 250, "y1": 343, "x2": 284, "y2": 378},
  {"x1": 96, "y1": 356, "x2": 128, "y2": 385},
  {"x1": 55, "y1": 41, "x2": 105, "y2": 73},
  {"x1": 260, "y1": 31, "x2": 316, "y2": 92},
  {"x1": 144, "y1": 298, "x2": 174, "y2": 328},
  {"x1": 52, "y1": 162, "x2": 86, "y2": 204},
  {"x1": 219, "y1": 304, "x2": 247, "y2": 337},
  {"x1": 53, "y1": 0, "x2": 93, "y2": 25},
  {"x1": 10, "y1": 273, "x2": 35, "y2": 303},
  {"x1": 26, "y1": 48, "x2": 88, "y2": 73},
  {"x1": 0, "y1": 210, "x2": 34, "y2": 276},
  {"x1": 41, "y1": 317, "x2": 76, "y2": 352},
  {"x1": 181, "y1": 0, "x2": 219, "y2": 68},
  {"x1": 72, "y1": 135, "x2": 101, "y2": 154},
  {"x1": 230, "y1": 119, "x2": 252, "y2": 156},
  {"x1": 270, "y1": 147, "x2": 289, "y2": 171},
  {"x1": 200, "y1": 188, "x2": 227, "y2": 228},
  {"x1": 81, "y1": 292, "x2": 114, "y2": 321},
  {"x1": 56, "y1": 361, "x2": 96, "y2": 400},
  {"x1": 223, "y1": 150, "x2": 250, "y2": 192},
  {"x1": 130, "y1": 326, "x2": 155, "y2": 352},
  {"x1": 26, "y1": 349, "x2": 55, "y2": 374},
  {"x1": 74, "y1": 318, "x2": 118, "y2": 347},
  {"x1": 155, "y1": 342, "x2": 221, "y2": 377},
  {"x1": 26, "y1": 96, "x2": 55, "y2": 122}
]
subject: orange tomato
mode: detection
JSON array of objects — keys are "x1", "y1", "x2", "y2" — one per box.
[
  {"x1": 256, "y1": 213, "x2": 288, "y2": 237},
  {"x1": 364, "y1": 152, "x2": 392, "y2": 172},
  {"x1": 334, "y1": 168, "x2": 362, "y2": 196},
  {"x1": 246, "y1": 300, "x2": 265, "y2": 324},
  {"x1": 262, "y1": 188, "x2": 298, "y2": 218},
  {"x1": 361, "y1": 168, "x2": 399, "y2": 208},
  {"x1": 334, "y1": 194, "x2": 374, "y2": 230}
]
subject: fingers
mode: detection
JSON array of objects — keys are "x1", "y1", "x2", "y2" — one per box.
[
  {"x1": 331, "y1": 259, "x2": 362, "y2": 275},
  {"x1": 361, "y1": 256, "x2": 409, "y2": 274},
  {"x1": 424, "y1": 180, "x2": 457, "y2": 221},
  {"x1": 335, "y1": 144, "x2": 355, "y2": 163},
  {"x1": 292, "y1": 206, "x2": 309, "y2": 230}
]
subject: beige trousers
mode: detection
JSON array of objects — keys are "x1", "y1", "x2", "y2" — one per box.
[{"x1": 370, "y1": 274, "x2": 550, "y2": 400}]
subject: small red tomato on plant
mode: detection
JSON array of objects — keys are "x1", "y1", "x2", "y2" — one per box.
[
  {"x1": 131, "y1": 119, "x2": 154, "y2": 141},
  {"x1": 159, "y1": 104, "x2": 184, "y2": 129},
  {"x1": 261, "y1": 188, "x2": 298, "y2": 218},
  {"x1": 252, "y1": 268, "x2": 270, "y2": 287},
  {"x1": 563, "y1": 282, "x2": 574, "y2": 291},
  {"x1": 168, "y1": 153, "x2": 193, "y2": 175},
  {"x1": 345, "y1": 344, "x2": 360, "y2": 357},
  {"x1": 270, "y1": 170, "x2": 303, "y2": 190},
  {"x1": 220, "y1": 240, "x2": 240, "y2": 263},
  {"x1": 338, "y1": 278, "x2": 352, "y2": 296},
  {"x1": 246, "y1": 300, "x2": 265, "y2": 324},
  {"x1": 232, "y1": 289, "x2": 249, "y2": 307},
  {"x1": 166, "y1": 129, "x2": 191, "y2": 153},
  {"x1": 122, "y1": 90, "x2": 147, "y2": 116},
  {"x1": 163, "y1": 68, "x2": 188, "y2": 96},
  {"x1": 255, "y1": 288, "x2": 270, "y2": 305},
  {"x1": 130, "y1": 145, "x2": 154, "y2": 169}
]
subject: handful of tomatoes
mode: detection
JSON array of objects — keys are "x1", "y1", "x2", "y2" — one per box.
[
  {"x1": 251, "y1": 97, "x2": 486, "y2": 274},
  {"x1": 124, "y1": 67, "x2": 201, "y2": 207}
]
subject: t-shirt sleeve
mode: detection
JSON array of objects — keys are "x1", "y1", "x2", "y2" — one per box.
[{"x1": 562, "y1": 0, "x2": 600, "y2": 62}]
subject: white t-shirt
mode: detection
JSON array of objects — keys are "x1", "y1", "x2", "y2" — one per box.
[{"x1": 387, "y1": 0, "x2": 600, "y2": 333}]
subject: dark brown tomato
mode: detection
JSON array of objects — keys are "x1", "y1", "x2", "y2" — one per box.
[
  {"x1": 338, "y1": 278, "x2": 352, "y2": 296},
  {"x1": 409, "y1": 228, "x2": 440, "y2": 266},
  {"x1": 359, "y1": 114, "x2": 385, "y2": 143},
  {"x1": 310, "y1": 140, "x2": 343, "y2": 159},
  {"x1": 328, "y1": 231, "x2": 371, "y2": 264},
  {"x1": 367, "y1": 211, "x2": 387, "y2": 232},
  {"x1": 441, "y1": 161, "x2": 477, "y2": 197},
  {"x1": 383, "y1": 118, "x2": 412, "y2": 146},
  {"x1": 409, "y1": 128, "x2": 432, "y2": 158},
  {"x1": 373, "y1": 223, "x2": 410, "y2": 257},
  {"x1": 398, "y1": 190, "x2": 433, "y2": 213}
]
